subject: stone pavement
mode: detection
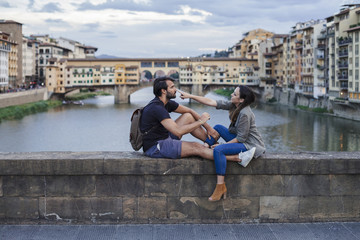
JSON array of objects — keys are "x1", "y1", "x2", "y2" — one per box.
[{"x1": 0, "y1": 222, "x2": 360, "y2": 240}]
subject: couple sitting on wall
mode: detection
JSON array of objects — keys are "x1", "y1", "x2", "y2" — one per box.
[{"x1": 140, "y1": 76, "x2": 266, "y2": 201}]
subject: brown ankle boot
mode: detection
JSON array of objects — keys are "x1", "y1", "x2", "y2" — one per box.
[{"x1": 208, "y1": 183, "x2": 227, "y2": 201}]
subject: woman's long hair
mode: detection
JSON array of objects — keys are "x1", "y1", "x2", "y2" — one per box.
[{"x1": 229, "y1": 85, "x2": 256, "y2": 123}]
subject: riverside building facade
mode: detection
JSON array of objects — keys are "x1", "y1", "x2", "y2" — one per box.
[{"x1": 46, "y1": 58, "x2": 258, "y2": 94}]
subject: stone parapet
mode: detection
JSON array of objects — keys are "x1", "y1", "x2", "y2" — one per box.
[
  {"x1": 0, "y1": 88, "x2": 48, "y2": 108},
  {"x1": 0, "y1": 151, "x2": 359, "y2": 224}
]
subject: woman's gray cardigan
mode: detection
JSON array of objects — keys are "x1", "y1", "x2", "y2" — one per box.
[{"x1": 216, "y1": 100, "x2": 266, "y2": 158}]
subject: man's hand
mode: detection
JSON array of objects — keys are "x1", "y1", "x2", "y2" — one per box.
[
  {"x1": 199, "y1": 112, "x2": 210, "y2": 123},
  {"x1": 206, "y1": 127, "x2": 219, "y2": 141}
]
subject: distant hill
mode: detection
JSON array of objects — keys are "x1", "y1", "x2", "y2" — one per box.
[{"x1": 96, "y1": 54, "x2": 121, "y2": 59}]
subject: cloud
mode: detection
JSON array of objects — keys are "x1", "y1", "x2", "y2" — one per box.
[
  {"x1": 0, "y1": 0, "x2": 349, "y2": 58},
  {"x1": 45, "y1": 18, "x2": 67, "y2": 24},
  {"x1": 27, "y1": 0, "x2": 35, "y2": 9},
  {"x1": 38, "y1": 2, "x2": 63, "y2": 13},
  {"x1": 0, "y1": 0, "x2": 10, "y2": 7}
]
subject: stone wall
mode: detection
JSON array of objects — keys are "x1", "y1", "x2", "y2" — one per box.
[
  {"x1": 0, "y1": 151, "x2": 359, "y2": 224},
  {"x1": 0, "y1": 88, "x2": 48, "y2": 108}
]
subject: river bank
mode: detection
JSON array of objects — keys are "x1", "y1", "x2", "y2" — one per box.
[{"x1": 0, "y1": 100, "x2": 62, "y2": 123}]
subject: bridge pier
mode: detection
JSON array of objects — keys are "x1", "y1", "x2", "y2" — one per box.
[
  {"x1": 114, "y1": 85, "x2": 131, "y2": 104},
  {"x1": 191, "y1": 84, "x2": 204, "y2": 96}
]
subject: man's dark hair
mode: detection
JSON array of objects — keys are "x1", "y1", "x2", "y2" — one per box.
[{"x1": 153, "y1": 76, "x2": 175, "y2": 97}]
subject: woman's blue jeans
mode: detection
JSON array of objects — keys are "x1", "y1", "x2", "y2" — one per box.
[{"x1": 206, "y1": 124, "x2": 247, "y2": 176}]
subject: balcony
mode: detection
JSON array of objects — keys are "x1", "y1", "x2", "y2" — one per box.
[
  {"x1": 317, "y1": 44, "x2": 326, "y2": 49},
  {"x1": 338, "y1": 75, "x2": 348, "y2": 81},
  {"x1": 340, "y1": 82, "x2": 348, "y2": 89},
  {"x1": 317, "y1": 64, "x2": 325, "y2": 70},
  {"x1": 338, "y1": 63, "x2": 349, "y2": 69},
  {"x1": 339, "y1": 51, "x2": 348, "y2": 57},
  {"x1": 317, "y1": 75, "x2": 325, "y2": 79},
  {"x1": 317, "y1": 55, "x2": 325, "y2": 59},
  {"x1": 338, "y1": 38, "x2": 352, "y2": 46},
  {"x1": 317, "y1": 34, "x2": 326, "y2": 40}
]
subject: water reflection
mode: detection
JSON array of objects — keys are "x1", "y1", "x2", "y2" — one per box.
[{"x1": 0, "y1": 87, "x2": 359, "y2": 152}]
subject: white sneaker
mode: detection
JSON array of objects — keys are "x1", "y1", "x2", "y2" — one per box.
[{"x1": 238, "y1": 147, "x2": 256, "y2": 167}]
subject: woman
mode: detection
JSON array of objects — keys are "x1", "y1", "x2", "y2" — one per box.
[{"x1": 180, "y1": 85, "x2": 266, "y2": 201}]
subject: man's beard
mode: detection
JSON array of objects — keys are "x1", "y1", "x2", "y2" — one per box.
[{"x1": 166, "y1": 91, "x2": 176, "y2": 99}]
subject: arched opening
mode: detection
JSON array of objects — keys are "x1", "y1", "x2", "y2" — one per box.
[
  {"x1": 168, "y1": 70, "x2": 179, "y2": 80},
  {"x1": 141, "y1": 70, "x2": 153, "y2": 82}
]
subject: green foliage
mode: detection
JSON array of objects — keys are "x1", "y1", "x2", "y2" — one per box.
[
  {"x1": 296, "y1": 105, "x2": 328, "y2": 114},
  {"x1": 0, "y1": 100, "x2": 62, "y2": 123},
  {"x1": 65, "y1": 91, "x2": 111, "y2": 101},
  {"x1": 213, "y1": 88, "x2": 235, "y2": 99}
]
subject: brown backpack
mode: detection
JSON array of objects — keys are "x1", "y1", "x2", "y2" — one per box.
[{"x1": 129, "y1": 107, "x2": 157, "y2": 151}]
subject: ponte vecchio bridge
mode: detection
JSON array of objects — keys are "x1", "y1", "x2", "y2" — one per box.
[{"x1": 47, "y1": 57, "x2": 261, "y2": 103}]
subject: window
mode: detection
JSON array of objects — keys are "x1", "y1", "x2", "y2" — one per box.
[
  {"x1": 141, "y1": 62, "x2": 152, "y2": 67},
  {"x1": 168, "y1": 62, "x2": 179, "y2": 67},
  {"x1": 154, "y1": 62, "x2": 165, "y2": 67}
]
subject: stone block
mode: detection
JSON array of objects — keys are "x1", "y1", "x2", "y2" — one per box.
[
  {"x1": 284, "y1": 175, "x2": 330, "y2": 196},
  {"x1": 0, "y1": 197, "x2": 39, "y2": 219},
  {"x1": 0, "y1": 152, "x2": 104, "y2": 175},
  {"x1": 137, "y1": 197, "x2": 167, "y2": 220},
  {"x1": 45, "y1": 176, "x2": 96, "y2": 197},
  {"x1": 330, "y1": 175, "x2": 360, "y2": 196},
  {"x1": 228, "y1": 175, "x2": 285, "y2": 197},
  {"x1": 2, "y1": 176, "x2": 44, "y2": 197},
  {"x1": 299, "y1": 196, "x2": 360, "y2": 220},
  {"x1": 144, "y1": 175, "x2": 215, "y2": 197},
  {"x1": 39, "y1": 197, "x2": 122, "y2": 221},
  {"x1": 167, "y1": 197, "x2": 259, "y2": 221},
  {"x1": 123, "y1": 197, "x2": 137, "y2": 220},
  {"x1": 259, "y1": 196, "x2": 299, "y2": 221},
  {"x1": 104, "y1": 155, "x2": 214, "y2": 175},
  {"x1": 96, "y1": 176, "x2": 144, "y2": 197}
]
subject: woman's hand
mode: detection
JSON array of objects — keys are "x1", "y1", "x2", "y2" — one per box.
[{"x1": 177, "y1": 89, "x2": 191, "y2": 99}]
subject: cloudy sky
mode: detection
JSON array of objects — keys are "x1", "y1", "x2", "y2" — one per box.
[{"x1": 0, "y1": 0, "x2": 354, "y2": 58}]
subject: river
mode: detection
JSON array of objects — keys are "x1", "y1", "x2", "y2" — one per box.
[{"x1": 0, "y1": 87, "x2": 359, "y2": 152}]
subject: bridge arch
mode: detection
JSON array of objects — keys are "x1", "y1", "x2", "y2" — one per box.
[
  {"x1": 141, "y1": 70, "x2": 152, "y2": 82},
  {"x1": 168, "y1": 70, "x2": 179, "y2": 80}
]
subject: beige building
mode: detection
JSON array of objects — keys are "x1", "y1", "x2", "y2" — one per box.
[
  {"x1": 335, "y1": 5, "x2": 360, "y2": 102},
  {"x1": 329, "y1": 4, "x2": 360, "y2": 100},
  {"x1": 257, "y1": 34, "x2": 286, "y2": 98},
  {"x1": 22, "y1": 36, "x2": 37, "y2": 87},
  {"x1": 0, "y1": 20, "x2": 23, "y2": 88},
  {"x1": 229, "y1": 29, "x2": 274, "y2": 60}
]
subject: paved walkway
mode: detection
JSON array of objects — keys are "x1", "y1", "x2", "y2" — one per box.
[{"x1": 0, "y1": 222, "x2": 360, "y2": 240}]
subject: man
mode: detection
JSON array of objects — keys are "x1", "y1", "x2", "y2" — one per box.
[{"x1": 140, "y1": 76, "x2": 217, "y2": 159}]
